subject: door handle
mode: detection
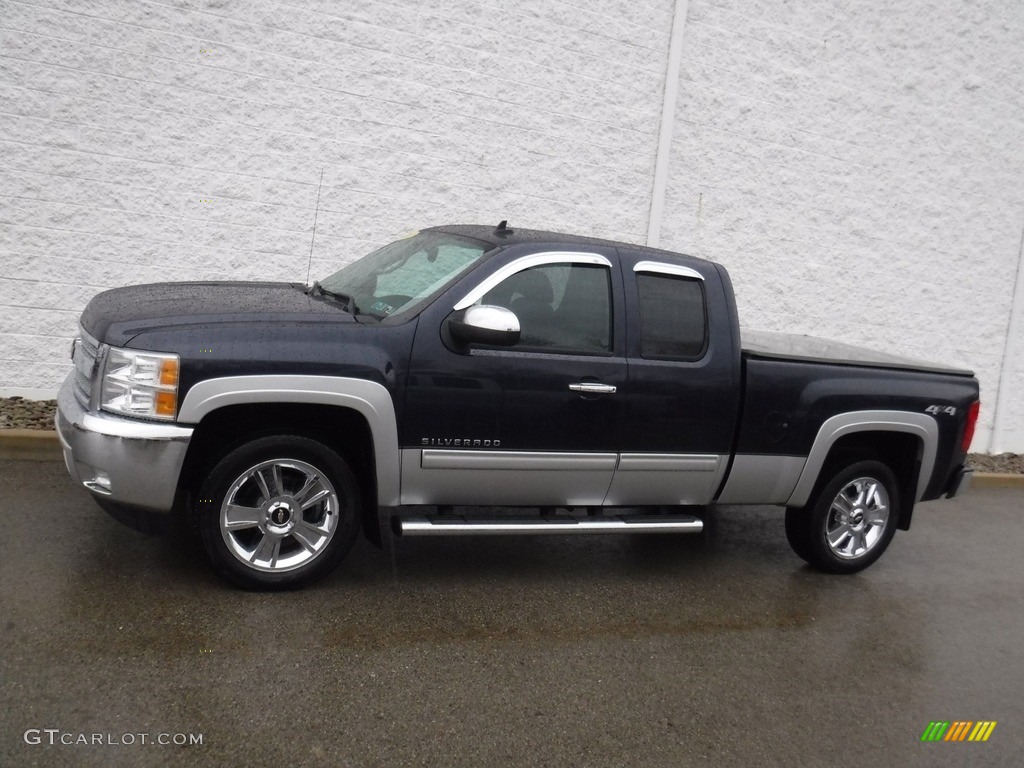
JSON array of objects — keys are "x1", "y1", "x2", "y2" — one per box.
[{"x1": 569, "y1": 382, "x2": 617, "y2": 395}]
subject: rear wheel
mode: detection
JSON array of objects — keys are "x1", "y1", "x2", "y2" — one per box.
[
  {"x1": 785, "y1": 460, "x2": 899, "y2": 574},
  {"x1": 197, "y1": 435, "x2": 361, "y2": 590}
]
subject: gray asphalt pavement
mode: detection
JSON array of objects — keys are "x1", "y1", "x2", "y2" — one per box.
[{"x1": 1, "y1": 459, "x2": 1022, "y2": 767}]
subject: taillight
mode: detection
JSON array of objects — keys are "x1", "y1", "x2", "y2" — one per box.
[{"x1": 961, "y1": 400, "x2": 980, "y2": 453}]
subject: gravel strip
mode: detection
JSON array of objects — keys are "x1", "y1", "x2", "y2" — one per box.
[
  {"x1": 0, "y1": 397, "x2": 58, "y2": 430},
  {"x1": 967, "y1": 452, "x2": 1024, "y2": 474},
  {"x1": 1, "y1": 397, "x2": 1021, "y2": 474}
]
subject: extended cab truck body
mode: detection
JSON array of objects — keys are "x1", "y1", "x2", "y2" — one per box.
[{"x1": 56, "y1": 224, "x2": 980, "y2": 589}]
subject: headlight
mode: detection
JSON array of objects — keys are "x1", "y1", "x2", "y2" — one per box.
[{"x1": 101, "y1": 347, "x2": 180, "y2": 421}]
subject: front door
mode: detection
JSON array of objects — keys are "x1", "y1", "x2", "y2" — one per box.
[{"x1": 401, "y1": 248, "x2": 626, "y2": 506}]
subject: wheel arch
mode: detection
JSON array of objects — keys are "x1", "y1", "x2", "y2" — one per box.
[
  {"x1": 786, "y1": 410, "x2": 936, "y2": 530},
  {"x1": 176, "y1": 376, "x2": 400, "y2": 542}
]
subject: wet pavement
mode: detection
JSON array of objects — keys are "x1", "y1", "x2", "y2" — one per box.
[{"x1": 1, "y1": 459, "x2": 1022, "y2": 767}]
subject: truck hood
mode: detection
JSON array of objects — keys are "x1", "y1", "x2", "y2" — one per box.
[{"x1": 81, "y1": 281, "x2": 356, "y2": 346}]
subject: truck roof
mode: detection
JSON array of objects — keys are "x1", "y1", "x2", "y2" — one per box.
[{"x1": 428, "y1": 223, "x2": 713, "y2": 264}]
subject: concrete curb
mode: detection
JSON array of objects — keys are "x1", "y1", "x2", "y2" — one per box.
[
  {"x1": 0, "y1": 429, "x2": 63, "y2": 461},
  {"x1": 1, "y1": 429, "x2": 1022, "y2": 490},
  {"x1": 971, "y1": 473, "x2": 1024, "y2": 489}
]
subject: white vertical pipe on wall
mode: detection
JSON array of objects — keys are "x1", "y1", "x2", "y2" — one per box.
[
  {"x1": 990, "y1": 223, "x2": 1024, "y2": 452},
  {"x1": 646, "y1": 0, "x2": 691, "y2": 248}
]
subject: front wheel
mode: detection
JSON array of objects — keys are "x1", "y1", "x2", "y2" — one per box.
[
  {"x1": 197, "y1": 435, "x2": 361, "y2": 590},
  {"x1": 785, "y1": 460, "x2": 899, "y2": 574}
]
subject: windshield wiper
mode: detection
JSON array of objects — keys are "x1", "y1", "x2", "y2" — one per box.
[{"x1": 307, "y1": 281, "x2": 358, "y2": 314}]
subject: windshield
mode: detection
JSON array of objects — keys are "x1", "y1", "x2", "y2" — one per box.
[{"x1": 318, "y1": 231, "x2": 490, "y2": 320}]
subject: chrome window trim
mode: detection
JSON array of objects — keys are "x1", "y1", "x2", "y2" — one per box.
[
  {"x1": 177, "y1": 375, "x2": 401, "y2": 506},
  {"x1": 785, "y1": 410, "x2": 938, "y2": 508},
  {"x1": 633, "y1": 261, "x2": 704, "y2": 280},
  {"x1": 453, "y1": 252, "x2": 613, "y2": 311}
]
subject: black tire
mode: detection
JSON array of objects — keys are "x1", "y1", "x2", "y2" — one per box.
[
  {"x1": 196, "y1": 435, "x2": 361, "y2": 590},
  {"x1": 784, "y1": 460, "x2": 899, "y2": 574}
]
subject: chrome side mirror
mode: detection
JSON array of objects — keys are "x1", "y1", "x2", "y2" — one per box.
[{"x1": 447, "y1": 305, "x2": 521, "y2": 348}]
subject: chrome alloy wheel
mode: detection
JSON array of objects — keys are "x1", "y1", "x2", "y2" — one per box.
[
  {"x1": 219, "y1": 458, "x2": 340, "y2": 573},
  {"x1": 825, "y1": 476, "x2": 890, "y2": 560}
]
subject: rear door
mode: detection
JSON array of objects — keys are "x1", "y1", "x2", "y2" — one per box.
[{"x1": 606, "y1": 251, "x2": 741, "y2": 504}]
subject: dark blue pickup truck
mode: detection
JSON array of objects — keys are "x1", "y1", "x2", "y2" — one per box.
[{"x1": 56, "y1": 223, "x2": 980, "y2": 589}]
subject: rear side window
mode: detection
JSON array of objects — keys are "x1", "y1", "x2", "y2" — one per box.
[{"x1": 637, "y1": 273, "x2": 707, "y2": 360}]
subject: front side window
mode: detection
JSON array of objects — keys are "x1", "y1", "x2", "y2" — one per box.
[
  {"x1": 481, "y1": 263, "x2": 612, "y2": 354},
  {"x1": 319, "y1": 231, "x2": 489, "y2": 320},
  {"x1": 637, "y1": 272, "x2": 707, "y2": 360}
]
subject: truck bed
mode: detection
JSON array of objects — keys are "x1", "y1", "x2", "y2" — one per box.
[{"x1": 741, "y1": 329, "x2": 974, "y2": 377}]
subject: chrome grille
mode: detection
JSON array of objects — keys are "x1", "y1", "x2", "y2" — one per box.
[{"x1": 73, "y1": 326, "x2": 100, "y2": 407}]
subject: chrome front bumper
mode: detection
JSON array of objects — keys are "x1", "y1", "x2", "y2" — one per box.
[{"x1": 55, "y1": 376, "x2": 194, "y2": 513}]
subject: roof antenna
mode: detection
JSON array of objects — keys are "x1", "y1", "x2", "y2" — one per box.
[
  {"x1": 305, "y1": 168, "x2": 324, "y2": 286},
  {"x1": 493, "y1": 219, "x2": 513, "y2": 237}
]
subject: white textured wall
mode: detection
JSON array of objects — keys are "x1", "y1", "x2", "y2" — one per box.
[
  {"x1": 657, "y1": 0, "x2": 1024, "y2": 451},
  {"x1": 1, "y1": 0, "x2": 1022, "y2": 451},
  {"x1": 0, "y1": 0, "x2": 671, "y2": 387}
]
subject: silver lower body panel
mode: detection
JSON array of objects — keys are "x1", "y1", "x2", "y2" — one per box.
[
  {"x1": 400, "y1": 449, "x2": 729, "y2": 507},
  {"x1": 603, "y1": 453, "x2": 726, "y2": 505},
  {"x1": 716, "y1": 454, "x2": 807, "y2": 504},
  {"x1": 400, "y1": 448, "x2": 616, "y2": 506}
]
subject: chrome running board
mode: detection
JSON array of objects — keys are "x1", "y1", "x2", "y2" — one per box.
[{"x1": 396, "y1": 514, "x2": 703, "y2": 537}]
